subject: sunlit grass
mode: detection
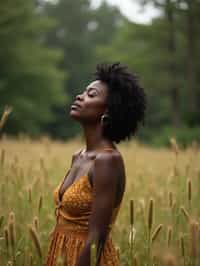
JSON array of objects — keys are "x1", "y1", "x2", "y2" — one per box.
[{"x1": 0, "y1": 136, "x2": 199, "y2": 265}]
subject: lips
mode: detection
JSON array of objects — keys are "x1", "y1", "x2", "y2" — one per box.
[{"x1": 70, "y1": 102, "x2": 81, "y2": 109}]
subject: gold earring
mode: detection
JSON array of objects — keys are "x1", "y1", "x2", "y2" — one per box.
[{"x1": 101, "y1": 114, "x2": 109, "y2": 125}]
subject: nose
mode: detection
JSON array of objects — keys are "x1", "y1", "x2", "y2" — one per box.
[{"x1": 75, "y1": 93, "x2": 84, "y2": 101}]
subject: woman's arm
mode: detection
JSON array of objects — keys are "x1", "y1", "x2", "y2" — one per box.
[{"x1": 76, "y1": 151, "x2": 121, "y2": 266}]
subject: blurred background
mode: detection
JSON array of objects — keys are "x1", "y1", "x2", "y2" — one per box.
[{"x1": 1, "y1": 0, "x2": 200, "y2": 147}]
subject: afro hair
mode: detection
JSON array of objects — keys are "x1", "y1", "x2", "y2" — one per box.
[{"x1": 95, "y1": 62, "x2": 147, "y2": 143}]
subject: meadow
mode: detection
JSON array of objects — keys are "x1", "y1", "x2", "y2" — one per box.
[{"x1": 0, "y1": 136, "x2": 199, "y2": 266}]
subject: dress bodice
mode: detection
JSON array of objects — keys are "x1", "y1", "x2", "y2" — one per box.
[
  {"x1": 53, "y1": 148, "x2": 121, "y2": 232},
  {"x1": 46, "y1": 147, "x2": 122, "y2": 266}
]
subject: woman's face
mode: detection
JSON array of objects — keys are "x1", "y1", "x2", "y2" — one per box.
[{"x1": 69, "y1": 80, "x2": 108, "y2": 124}]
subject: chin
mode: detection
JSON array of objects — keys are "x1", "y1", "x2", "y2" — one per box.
[{"x1": 69, "y1": 110, "x2": 81, "y2": 121}]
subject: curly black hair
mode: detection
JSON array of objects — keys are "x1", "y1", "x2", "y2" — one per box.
[{"x1": 95, "y1": 62, "x2": 147, "y2": 144}]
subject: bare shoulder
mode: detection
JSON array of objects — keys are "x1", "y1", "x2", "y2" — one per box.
[
  {"x1": 95, "y1": 149, "x2": 123, "y2": 166},
  {"x1": 73, "y1": 148, "x2": 82, "y2": 157},
  {"x1": 71, "y1": 148, "x2": 82, "y2": 163},
  {"x1": 93, "y1": 149, "x2": 125, "y2": 183}
]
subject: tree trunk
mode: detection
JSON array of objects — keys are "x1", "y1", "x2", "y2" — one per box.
[
  {"x1": 166, "y1": 0, "x2": 181, "y2": 127},
  {"x1": 186, "y1": 0, "x2": 197, "y2": 114}
]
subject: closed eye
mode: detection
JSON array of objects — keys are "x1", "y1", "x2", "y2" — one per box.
[
  {"x1": 88, "y1": 92, "x2": 97, "y2": 97},
  {"x1": 87, "y1": 88, "x2": 98, "y2": 97}
]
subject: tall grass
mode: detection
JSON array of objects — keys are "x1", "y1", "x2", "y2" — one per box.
[{"x1": 0, "y1": 136, "x2": 199, "y2": 265}]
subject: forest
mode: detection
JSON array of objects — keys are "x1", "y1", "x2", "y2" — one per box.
[
  {"x1": 1, "y1": 2, "x2": 200, "y2": 266},
  {"x1": 0, "y1": 0, "x2": 200, "y2": 146}
]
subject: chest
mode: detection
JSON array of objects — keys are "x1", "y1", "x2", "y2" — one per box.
[
  {"x1": 54, "y1": 171, "x2": 93, "y2": 217},
  {"x1": 59, "y1": 158, "x2": 93, "y2": 200}
]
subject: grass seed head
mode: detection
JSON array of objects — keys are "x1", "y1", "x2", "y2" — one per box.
[
  {"x1": 133, "y1": 255, "x2": 139, "y2": 266},
  {"x1": 28, "y1": 253, "x2": 33, "y2": 266},
  {"x1": 189, "y1": 219, "x2": 198, "y2": 259},
  {"x1": 90, "y1": 242, "x2": 97, "y2": 266},
  {"x1": 130, "y1": 199, "x2": 134, "y2": 226},
  {"x1": 179, "y1": 233, "x2": 185, "y2": 258},
  {"x1": 0, "y1": 105, "x2": 12, "y2": 132},
  {"x1": 187, "y1": 178, "x2": 192, "y2": 202},
  {"x1": 151, "y1": 224, "x2": 163, "y2": 243},
  {"x1": 129, "y1": 226, "x2": 136, "y2": 246},
  {"x1": 168, "y1": 191, "x2": 173, "y2": 208},
  {"x1": 33, "y1": 216, "x2": 39, "y2": 231},
  {"x1": 115, "y1": 245, "x2": 120, "y2": 259},
  {"x1": 170, "y1": 138, "x2": 179, "y2": 156},
  {"x1": 0, "y1": 215, "x2": 4, "y2": 229},
  {"x1": 148, "y1": 198, "x2": 154, "y2": 232},
  {"x1": 28, "y1": 225, "x2": 42, "y2": 258},
  {"x1": 1, "y1": 149, "x2": 5, "y2": 167},
  {"x1": 180, "y1": 206, "x2": 190, "y2": 222},
  {"x1": 38, "y1": 195, "x2": 43, "y2": 213},
  {"x1": 4, "y1": 226, "x2": 9, "y2": 251},
  {"x1": 8, "y1": 212, "x2": 16, "y2": 250},
  {"x1": 167, "y1": 226, "x2": 173, "y2": 247},
  {"x1": 28, "y1": 187, "x2": 32, "y2": 204}
]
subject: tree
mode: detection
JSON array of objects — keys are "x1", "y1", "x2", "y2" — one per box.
[
  {"x1": 165, "y1": 0, "x2": 180, "y2": 127},
  {"x1": 0, "y1": 0, "x2": 66, "y2": 136},
  {"x1": 179, "y1": 0, "x2": 200, "y2": 122},
  {"x1": 136, "y1": 0, "x2": 181, "y2": 127},
  {"x1": 44, "y1": 0, "x2": 124, "y2": 139}
]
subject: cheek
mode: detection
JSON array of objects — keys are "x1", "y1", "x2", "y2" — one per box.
[{"x1": 84, "y1": 101, "x2": 106, "y2": 119}]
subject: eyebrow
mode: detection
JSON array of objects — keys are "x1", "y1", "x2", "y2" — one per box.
[{"x1": 86, "y1": 86, "x2": 99, "y2": 93}]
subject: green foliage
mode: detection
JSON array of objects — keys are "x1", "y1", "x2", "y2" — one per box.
[
  {"x1": 140, "y1": 126, "x2": 200, "y2": 147},
  {"x1": 1, "y1": 0, "x2": 200, "y2": 145},
  {"x1": 43, "y1": 0, "x2": 124, "y2": 139},
  {"x1": 96, "y1": 0, "x2": 200, "y2": 144},
  {"x1": 0, "y1": 0, "x2": 66, "y2": 136}
]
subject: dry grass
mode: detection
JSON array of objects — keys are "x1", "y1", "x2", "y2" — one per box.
[{"x1": 0, "y1": 136, "x2": 199, "y2": 265}]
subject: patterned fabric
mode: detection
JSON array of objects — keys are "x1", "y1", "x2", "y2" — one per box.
[{"x1": 45, "y1": 149, "x2": 121, "y2": 266}]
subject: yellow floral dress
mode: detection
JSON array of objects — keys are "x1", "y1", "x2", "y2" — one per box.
[{"x1": 45, "y1": 148, "x2": 121, "y2": 266}]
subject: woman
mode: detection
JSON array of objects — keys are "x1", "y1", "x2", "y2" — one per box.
[{"x1": 45, "y1": 63, "x2": 146, "y2": 266}]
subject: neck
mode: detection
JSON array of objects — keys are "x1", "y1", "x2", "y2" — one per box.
[{"x1": 81, "y1": 123, "x2": 113, "y2": 151}]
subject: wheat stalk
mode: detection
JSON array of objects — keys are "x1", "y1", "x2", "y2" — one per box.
[
  {"x1": 33, "y1": 216, "x2": 39, "y2": 232},
  {"x1": 133, "y1": 255, "x2": 139, "y2": 266},
  {"x1": 0, "y1": 215, "x2": 4, "y2": 229},
  {"x1": 28, "y1": 253, "x2": 33, "y2": 266},
  {"x1": 0, "y1": 105, "x2": 12, "y2": 132},
  {"x1": 90, "y1": 242, "x2": 97, "y2": 266},
  {"x1": 38, "y1": 195, "x2": 43, "y2": 213},
  {"x1": 168, "y1": 191, "x2": 173, "y2": 208},
  {"x1": 187, "y1": 179, "x2": 192, "y2": 208},
  {"x1": 179, "y1": 233, "x2": 186, "y2": 266},
  {"x1": 28, "y1": 224, "x2": 42, "y2": 259},
  {"x1": 148, "y1": 198, "x2": 154, "y2": 232},
  {"x1": 167, "y1": 226, "x2": 172, "y2": 247},
  {"x1": 151, "y1": 224, "x2": 163, "y2": 243},
  {"x1": 130, "y1": 199, "x2": 134, "y2": 226},
  {"x1": 180, "y1": 206, "x2": 190, "y2": 222},
  {"x1": 28, "y1": 187, "x2": 32, "y2": 204},
  {"x1": 1, "y1": 149, "x2": 5, "y2": 168},
  {"x1": 4, "y1": 226, "x2": 9, "y2": 255},
  {"x1": 8, "y1": 212, "x2": 16, "y2": 252},
  {"x1": 189, "y1": 219, "x2": 198, "y2": 260},
  {"x1": 169, "y1": 137, "x2": 179, "y2": 156}
]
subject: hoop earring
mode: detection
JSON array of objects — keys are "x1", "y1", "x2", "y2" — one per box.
[{"x1": 100, "y1": 114, "x2": 109, "y2": 126}]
